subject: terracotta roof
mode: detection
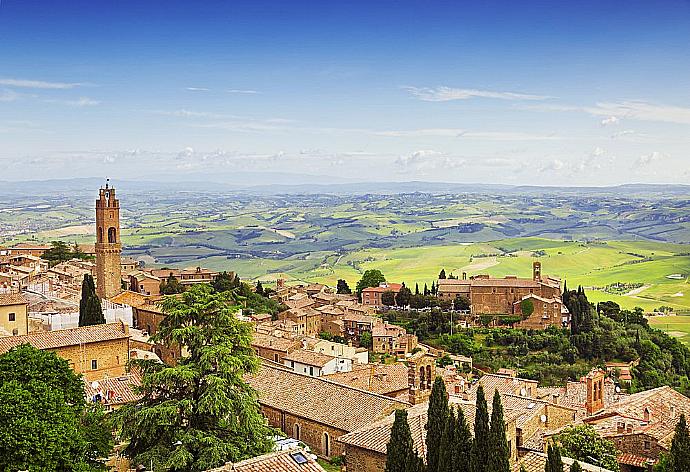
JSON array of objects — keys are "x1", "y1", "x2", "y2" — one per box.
[
  {"x1": 251, "y1": 332, "x2": 299, "y2": 353},
  {"x1": 247, "y1": 364, "x2": 409, "y2": 432},
  {"x1": 283, "y1": 349, "x2": 336, "y2": 367},
  {"x1": 466, "y1": 374, "x2": 538, "y2": 399},
  {"x1": 284, "y1": 297, "x2": 315, "y2": 310},
  {"x1": 513, "y1": 451, "x2": 613, "y2": 472},
  {"x1": 325, "y1": 363, "x2": 410, "y2": 395},
  {"x1": 362, "y1": 283, "x2": 403, "y2": 294},
  {"x1": 208, "y1": 448, "x2": 326, "y2": 472},
  {"x1": 372, "y1": 323, "x2": 406, "y2": 337},
  {"x1": 0, "y1": 293, "x2": 28, "y2": 306},
  {"x1": 109, "y1": 290, "x2": 152, "y2": 308},
  {"x1": 617, "y1": 453, "x2": 656, "y2": 468},
  {"x1": 0, "y1": 322, "x2": 129, "y2": 353},
  {"x1": 84, "y1": 371, "x2": 142, "y2": 405},
  {"x1": 469, "y1": 278, "x2": 541, "y2": 288}
]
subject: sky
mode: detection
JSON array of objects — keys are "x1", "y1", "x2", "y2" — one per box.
[{"x1": 1, "y1": 0, "x2": 689, "y2": 185}]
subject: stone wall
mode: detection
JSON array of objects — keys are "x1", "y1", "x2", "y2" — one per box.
[
  {"x1": 343, "y1": 445, "x2": 386, "y2": 472},
  {"x1": 54, "y1": 337, "x2": 129, "y2": 381},
  {"x1": 611, "y1": 432, "x2": 666, "y2": 461}
]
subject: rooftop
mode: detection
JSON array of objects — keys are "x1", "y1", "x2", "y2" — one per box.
[
  {"x1": 283, "y1": 349, "x2": 336, "y2": 367},
  {"x1": 0, "y1": 292, "x2": 28, "y2": 306},
  {"x1": 208, "y1": 448, "x2": 325, "y2": 472},
  {"x1": 325, "y1": 363, "x2": 410, "y2": 396},
  {"x1": 0, "y1": 322, "x2": 129, "y2": 354}
]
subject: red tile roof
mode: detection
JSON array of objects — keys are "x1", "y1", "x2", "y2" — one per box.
[
  {"x1": 362, "y1": 283, "x2": 402, "y2": 294},
  {"x1": 0, "y1": 293, "x2": 28, "y2": 306},
  {"x1": 0, "y1": 322, "x2": 129, "y2": 353},
  {"x1": 208, "y1": 448, "x2": 326, "y2": 472}
]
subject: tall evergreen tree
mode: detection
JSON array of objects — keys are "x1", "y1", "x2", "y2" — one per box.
[
  {"x1": 424, "y1": 283, "x2": 429, "y2": 296},
  {"x1": 546, "y1": 444, "x2": 564, "y2": 472},
  {"x1": 385, "y1": 409, "x2": 420, "y2": 472},
  {"x1": 255, "y1": 280, "x2": 264, "y2": 296},
  {"x1": 415, "y1": 283, "x2": 420, "y2": 296},
  {"x1": 79, "y1": 274, "x2": 104, "y2": 327},
  {"x1": 426, "y1": 377, "x2": 449, "y2": 472},
  {"x1": 470, "y1": 385, "x2": 490, "y2": 472},
  {"x1": 454, "y1": 406, "x2": 472, "y2": 472},
  {"x1": 431, "y1": 281, "x2": 436, "y2": 295},
  {"x1": 336, "y1": 279, "x2": 352, "y2": 294},
  {"x1": 570, "y1": 461, "x2": 582, "y2": 472},
  {"x1": 487, "y1": 390, "x2": 511, "y2": 472},
  {"x1": 670, "y1": 414, "x2": 690, "y2": 472},
  {"x1": 437, "y1": 407, "x2": 456, "y2": 472},
  {"x1": 112, "y1": 285, "x2": 273, "y2": 471},
  {"x1": 439, "y1": 269, "x2": 446, "y2": 279}
]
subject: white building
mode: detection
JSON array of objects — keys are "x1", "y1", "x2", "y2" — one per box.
[{"x1": 283, "y1": 349, "x2": 353, "y2": 377}]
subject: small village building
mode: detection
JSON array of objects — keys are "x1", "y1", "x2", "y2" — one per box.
[
  {"x1": 325, "y1": 363, "x2": 411, "y2": 400},
  {"x1": 0, "y1": 292, "x2": 29, "y2": 336},
  {"x1": 0, "y1": 321, "x2": 130, "y2": 381},
  {"x1": 283, "y1": 349, "x2": 353, "y2": 377},
  {"x1": 251, "y1": 331, "x2": 301, "y2": 363},
  {"x1": 246, "y1": 363, "x2": 409, "y2": 458},
  {"x1": 371, "y1": 322, "x2": 418, "y2": 356},
  {"x1": 207, "y1": 448, "x2": 326, "y2": 472},
  {"x1": 128, "y1": 270, "x2": 161, "y2": 296},
  {"x1": 84, "y1": 370, "x2": 143, "y2": 411},
  {"x1": 514, "y1": 451, "x2": 613, "y2": 472},
  {"x1": 514, "y1": 294, "x2": 566, "y2": 329},
  {"x1": 342, "y1": 313, "x2": 379, "y2": 345},
  {"x1": 361, "y1": 283, "x2": 402, "y2": 307}
]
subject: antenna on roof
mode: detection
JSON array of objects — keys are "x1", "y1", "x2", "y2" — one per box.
[{"x1": 105, "y1": 178, "x2": 110, "y2": 189}]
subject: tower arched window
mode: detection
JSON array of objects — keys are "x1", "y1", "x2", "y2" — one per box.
[
  {"x1": 322, "y1": 432, "x2": 330, "y2": 457},
  {"x1": 108, "y1": 227, "x2": 117, "y2": 243}
]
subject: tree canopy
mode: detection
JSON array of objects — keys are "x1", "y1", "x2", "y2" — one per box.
[
  {"x1": 670, "y1": 414, "x2": 690, "y2": 472},
  {"x1": 79, "y1": 274, "x2": 105, "y2": 327},
  {"x1": 0, "y1": 345, "x2": 111, "y2": 471},
  {"x1": 427, "y1": 376, "x2": 449, "y2": 472},
  {"x1": 112, "y1": 285, "x2": 274, "y2": 471},
  {"x1": 160, "y1": 274, "x2": 185, "y2": 295},
  {"x1": 356, "y1": 269, "x2": 386, "y2": 298},
  {"x1": 385, "y1": 409, "x2": 424, "y2": 472},
  {"x1": 556, "y1": 425, "x2": 619, "y2": 471},
  {"x1": 487, "y1": 390, "x2": 511, "y2": 472},
  {"x1": 470, "y1": 385, "x2": 490, "y2": 472},
  {"x1": 336, "y1": 279, "x2": 352, "y2": 294}
]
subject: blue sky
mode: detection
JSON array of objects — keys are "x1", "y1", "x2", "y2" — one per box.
[{"x1": 1, "y1": 0, "x2": 689, "y2": 184}]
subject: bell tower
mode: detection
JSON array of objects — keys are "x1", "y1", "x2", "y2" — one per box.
[{"x1": 95, "y1": 180, "x2": 122, "y2": 299}]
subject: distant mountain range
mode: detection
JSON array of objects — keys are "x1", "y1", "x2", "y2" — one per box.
[{"x1": 0, "y1": 177, "x2": 688, "y2": 197}]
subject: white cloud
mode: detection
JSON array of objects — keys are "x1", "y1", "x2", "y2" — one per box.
[
  {"x1": 527, "y1": 101, "x2": 690, "y2": 125},
  {"x1": 601, "y1": 116, "x2": 619, "y2": 126},
  {"x1": 227, "y1": 89, "x2": 260, "y2": 94},
  {"x1": 150, "y1": 109, "x2": 228, "y2": 119},
  {"x1": 45, "y1": 96, "x2": 100, "y2": 107},
  {"x1": 0, "y1": 78, "x2": 82, "y2": 89},
  {"x1": 636, "y1": 151, "x2": 667, "y2": 167},
  {"x1": 375, "y1": 128, "x2": 559, "y2": 141},
  {"x1": 394, "y1": 150, "x2": 465, "y2": 173},
  {"x1": 611, "y1": 129, "x2": 635, "y2": 139},
  {"x1": 403, "y1": 86, "x2": 552, "y2": 102},
  {"x1": 0, "y1": 89, "x2": 20, "y2": 102},
  {"x1": 186, "y1": 87, "x2": 210, "y2": 92},
  {"x1": 538, "y1": 159, "x2": 566, "y2": 173}
]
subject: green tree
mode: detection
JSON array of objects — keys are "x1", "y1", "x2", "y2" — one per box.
[
  {"x1": 211, "y1": 272, "x2": 240, "y2": 293},
  {"x1": 556, "y1": 425, "x2": 619, "y2": 471},
  {"x1": 79, "y1": 274, "x2": 105, "y2": 327},
  {"x1": 356, "y1": 269, "x2": 386, "y2": 299},
  {"x1": 160, "y1": 274, "x2": 185, "y2": 295},
  {"x1": 520, "y1": 298, "x2": 534, "y2": 319},
  {"x1": 670, "y1": 414, "x2": 690, "y2": 472},
  {"x1": 454, "y1": 406, "x2": 472, "y2": 472},
  {"x1": 487, "y1": 390, "x2": 510, "y2": 472},
  {"x1": 454, "y1": 295, "x2": 471, "y2": 311},
  {"x1": 546, "y1": 444, "x2": 563, "y2": 472},
  {"x1": 426, "y1": 376, "x2": 449, "y2": 472},
  {"x1": 439, "y1": 269, "x2": 446, "y2": 279},
  {"x1": 470, "y1": 385, "x2": 490, "y2": 472},
  {"x1": 360, "y1": 331, "x2": 373, "y2": 349},
  {"x1": 112, "y1": 285, "x2": 273, "y2": 471},
  {"x1": 385, "y1": 409, "x2": 421, "y2": 472},
  {"x1": 336, "y1": 279, "x2": 352, "y2": 294},
  {"x1": 382, "y1": 290, "x2": 396, "y2": 306},
  {"x1": 415, "y1": 283, "x2": 420, "y2": 296},
  {"x1": 437, "y1": 407, "x2": 456, "y2": 472},
  {"x1": 0, "y1": 345, "x2": 111, "y2": 471},
  {"x1": 396, "y1": 285, "x2": 413, "y2": 307},
  {"x1": 570, "y1": 461, "x2": 582, "y2": 472},
  {"x1": 42, "y1": 240, "x2": 74, "y2": 267},
  {"x1": 255, "y1": 280, "x2": 264, "y2": 296}
]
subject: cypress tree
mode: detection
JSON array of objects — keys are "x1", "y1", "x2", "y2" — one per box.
[
  {"x1": 415, "y1": 283, "x2": 420, "y2": 296},
  {"x1": 545, "y1": 444, "x2": 563, "y2": 472},
  {"x1": 569, "y1": 461, "x2": 582, "y2": 472},
  {"x1": 424, "y1": 283, "x2": 429, "y2": 296},
  {"x1": 426, "y1": 377, "x2": 449, "y2": 472},
  {"x1": 454, "y1": 406, "x2": 472, "y2": 472},
  {"x1": 487, "y1": 390, "x2": 511, "y2": 472},
  {"x1": 671, "y1": 414, "x2": 690, "y2": 472},
  {"x1": 470, "y1": 385, "x2": 490, "y2": 472},
  {"x1": 437, "y1": 407, "x2": 456, "y2": 472},
  {"x1": 385, "y1": 409, "x2": 418, "y2": 472},
  {"x1": 79, "y1": 274, "x2": 104, "y2": 327}
]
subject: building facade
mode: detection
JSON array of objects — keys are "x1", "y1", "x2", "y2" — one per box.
[
  {"x1": 0, "y1": 293, "x2": 29, "y2": 336},
  {"x1": 95, "y1": 182, "x2": 123, "y2": 300}
]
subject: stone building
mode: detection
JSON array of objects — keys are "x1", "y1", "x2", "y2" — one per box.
[
  {"x1": 283, "y1": 349, "x2": 352, "y2": 377},
  {"x1": 372, "y1": 322, "x2": 418, "y2": 356},
  {"x1": 246, "y1": 363, "x2": 409, "y2": 458},
  {"x1": 0, "y1": 321, "x2": 130, "y2": 381},
  {"x1": 361, "y1": 283, "x2": 402, "y2": 307},
  {"x1": 514, "y1": 294, "x2": 567, "y2": 329},
  {"x1": 95, "y1": 182, "x2": 123, "y2": 300},
  {"x1": 436, "y1": 262, "x2": 562, "y2": 319},
  {"x1": 0, "y1": 292, "x2": 29, "y2": 336},
  {"x1": 251, "y1": 331, "x2": 301, "y2": 363}
]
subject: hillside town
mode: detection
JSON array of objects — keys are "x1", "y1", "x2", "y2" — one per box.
[{"x1": 1, "y1": 184, "x2": 689, "y2": 472}]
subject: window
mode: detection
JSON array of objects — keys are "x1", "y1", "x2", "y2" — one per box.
[
  {"x1": 91, "y1": 359, "x2": 98, "y2": 370},
  {"x1": 309, "y1": 366, "x2": 314, "y2": 376},
  {"x1": 293, "y1": 423, "x2": 301, "y2": 440},
  {"x1": 12, "y1": 328, "x2": 18, "y2": 336},
  {"x1": 274, "y1": 353, "x2": 279, "y2": 362},
  {"x1": 644, "y1": 441, "x2": 651, "y2": 451},
  {"x1": 322, "y1": 432, "x2": 331, "y2": 457},
  {"x1": 8, "y1": 312, "x2": 15, "y2": 322}
]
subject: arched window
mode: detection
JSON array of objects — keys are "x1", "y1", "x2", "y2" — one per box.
[
  {"x1": 98, "y1": 226, "x2": 103, "y2": 243},
  {"x1": 426, "y1": 364, "x2": 432, "y2": 389},
  {"x1": 293, "y1": 423, "x2": 301, "y2": 440},
  {"x1": 419, "y1": 366, "x2": 426, "y2": 390},
  {"x1": 322, "y1": 432, "x2": 330, "y2": 457},
  {"x1": 108, "y1": 227, "x2": 117, "y2": 243}
]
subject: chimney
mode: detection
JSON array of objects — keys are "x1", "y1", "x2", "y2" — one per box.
[
  {"x1": 277, "y1": 278, "x2": 285, "y2": 289},
  {"x1": 462, "y1": 272, "x2": 467, "y2": 280}
]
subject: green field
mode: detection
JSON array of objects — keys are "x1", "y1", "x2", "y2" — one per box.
[{"x1": 649, "y1": 315, "x2": 690, "y2": 345}]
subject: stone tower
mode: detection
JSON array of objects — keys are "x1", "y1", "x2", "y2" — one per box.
[
  {"x1": 95, "y1": 181, "x2": 122, "y2": 300},
  {"x1": 533, "y1": 261, "x2": 542, "y2": 281}
]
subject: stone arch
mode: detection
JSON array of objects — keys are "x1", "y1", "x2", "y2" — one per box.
[
  {"x1": 419, "y1": 366, "x2": 426, "y2": 390},
  {"x1": 293, "y1": 423, "x2": 301, "y2": 440},
  {"x1": 108, "y1": 227, "x2": 117, "y2": 243}
]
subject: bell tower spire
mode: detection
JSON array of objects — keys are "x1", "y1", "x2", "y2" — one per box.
[{"x1": 95, "y1": 181, "x2": 122, "y2": 299}]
